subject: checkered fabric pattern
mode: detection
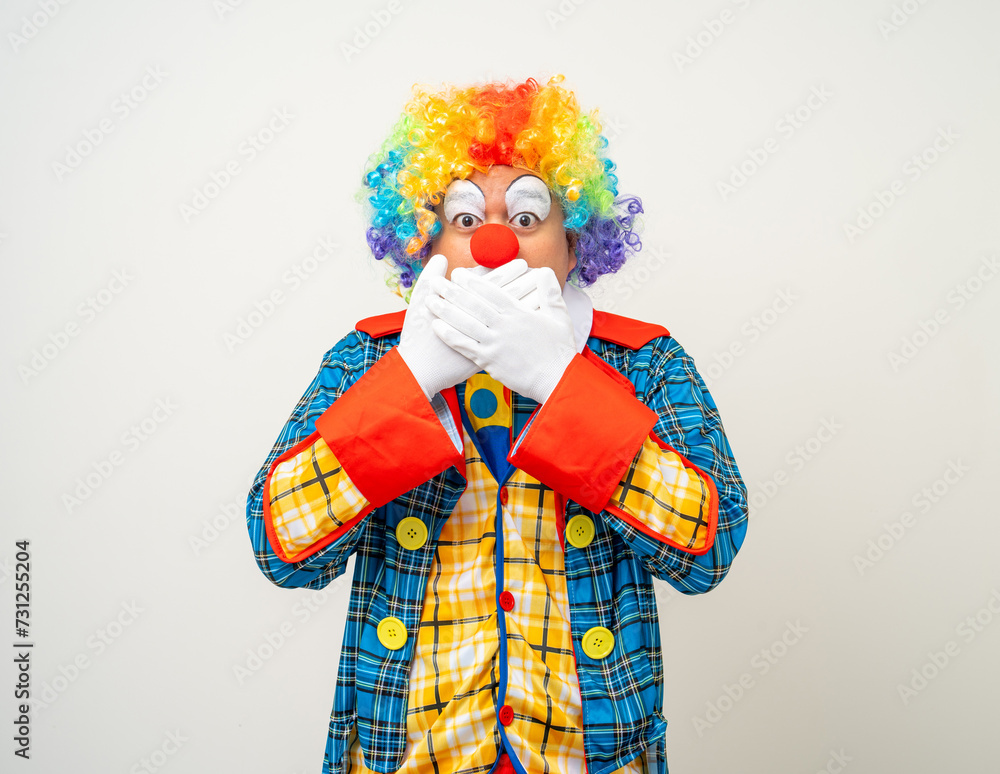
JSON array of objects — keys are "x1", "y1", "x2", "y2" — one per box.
[
  {"x1": 348, "y1": 372, "x2": 655, "y2": 774},
  {"x1": 246, "y1": 324, "x2": 749, "y2": 774},
  {"x1": 609, "y1": 438, "x2": 714, "y2": 554},
  {"x1": 268, "y1": 436, "x2": 370, "y2": 557}
]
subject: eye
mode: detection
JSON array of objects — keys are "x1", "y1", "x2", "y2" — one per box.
[
  {"x1": 454, "y1": 213, "x2": 481, "y2": 228},
  {"x1": 512, "y1": 213, "x2": 539, "y2": 228}
]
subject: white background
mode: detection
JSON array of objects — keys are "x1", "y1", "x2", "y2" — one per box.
[{"x1": 2, "y1": 0, "x2": 998, "y2": 772}]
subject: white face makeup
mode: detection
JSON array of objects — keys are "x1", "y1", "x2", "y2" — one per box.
[
  {"x1": 442, "y1": 174, "x2": 552, "y2": 229},
  {"x1": 427, "y1": 165, "x2": 575, "y2": 289},
  {"x1": 505, "y1": 175, "x2": 551, "y2": 226},
  {"x1": 442, "y1": 179, "x2": 486, "y2": 225}
]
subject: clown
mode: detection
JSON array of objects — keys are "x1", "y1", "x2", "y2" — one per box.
[{"x1": 247, "y1": 76, "x2": 749, "y2": 774}]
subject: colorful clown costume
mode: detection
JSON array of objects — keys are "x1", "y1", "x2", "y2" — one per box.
[{"x1": 246, "y1": 288, "x2": 749, "y2": 774}]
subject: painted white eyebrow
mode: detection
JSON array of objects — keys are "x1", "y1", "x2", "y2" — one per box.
[
  {"x1": 505, "y1": 175, "x2": 551, "y2": 221},
  {"x1": 443, "y1": 179, "x2": 485, "y2": 222}
]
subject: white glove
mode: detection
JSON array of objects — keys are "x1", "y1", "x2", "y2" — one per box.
[
  {"x1": 426, "y1": 266, "x2": 577, "y2": 404},
  {"x1": 396, "y1": 254, "x2": 531, "y2": 400}
]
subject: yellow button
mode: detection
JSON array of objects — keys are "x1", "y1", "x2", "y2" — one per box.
[
  {"x1": 376, "y1": 617, "x2": 407, "y2": 650},
  {"x1": 582, "y1": 627, "x2": 615, "y2": 659},
  {"x1": 396, "y1": 517, "x2": 428, "y2": 550},
  {"x1": 566, "y1": 515, "x2": 595, "y2": 549}
]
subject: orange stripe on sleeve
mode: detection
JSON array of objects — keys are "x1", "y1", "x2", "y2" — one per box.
[{"x1": 315, "y1": 347, "x2": 465, "y2": 506}]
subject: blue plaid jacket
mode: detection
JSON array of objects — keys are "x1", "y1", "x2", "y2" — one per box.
[{"x1": 246, "y1": 310, "x2": 748, "y2": 774}]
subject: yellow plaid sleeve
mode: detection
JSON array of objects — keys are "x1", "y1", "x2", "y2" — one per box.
[
  {"x1": 267, "y1": 433, "x2": 371, "y2": 559},
  {"x1": 608, "y1": 435, "x2": 716, "y2": 553}
]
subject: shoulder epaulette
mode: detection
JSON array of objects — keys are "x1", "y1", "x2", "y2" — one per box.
[
  {"x1": 590, "y1": 309, "x2": 669, "y2": 349},
  {"x1": 355, "y1": 310, "x2": 406, "y2": 337}
]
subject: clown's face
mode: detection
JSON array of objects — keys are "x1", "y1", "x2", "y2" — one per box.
[{"x1": 424, "y1": 165, "x2": 577, "y2": 289}]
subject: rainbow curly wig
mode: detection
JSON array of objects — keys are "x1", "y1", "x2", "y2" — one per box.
[{"x1": 360, "y1": 75, "x2": 643, "y2": 300}]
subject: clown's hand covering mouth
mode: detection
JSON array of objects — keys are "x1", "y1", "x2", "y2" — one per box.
[
  {"x1": 396, "y1": 254, "x2": 535, "y2": 401},
  {"x1": 426, "y1": 265, "x2": 577, "y2": 405}
]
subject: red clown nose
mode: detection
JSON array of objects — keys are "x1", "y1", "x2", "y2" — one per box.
[{"x1": 470, "y1": 223, "x2": 520, "y2": 268}]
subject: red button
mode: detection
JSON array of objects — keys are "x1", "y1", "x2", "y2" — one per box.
[
  {"x1": 499, "y1": 487, "x2": 509, "y2": 505},
  {"x1": 498, "y1": 704, "x2": 514, "y2": 726},
  {"x1": 499, "y1": 591, "x2": 514, "y2": 611}
]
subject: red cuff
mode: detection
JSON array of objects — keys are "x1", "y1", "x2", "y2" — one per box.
[
  {"x1": 315, "y1": 347, "x2": 463, "y2": 506},
  {"x1": 507, "y1": 348, "x2": 657, "y2": 513}
]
